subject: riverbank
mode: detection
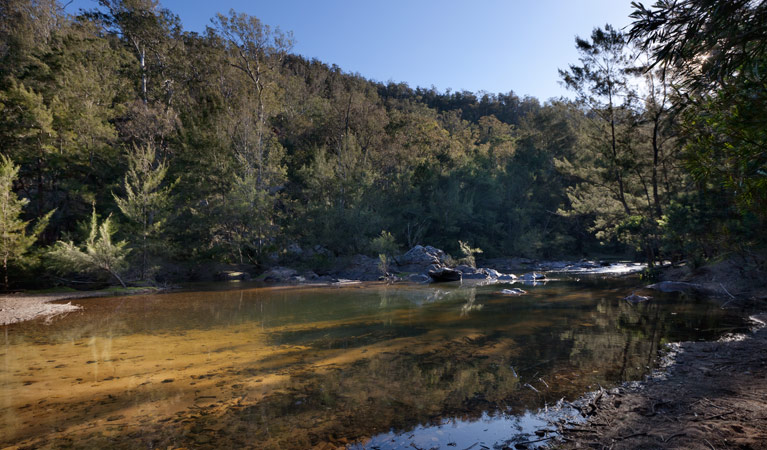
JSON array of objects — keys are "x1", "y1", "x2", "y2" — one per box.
[
  {"x1": 0, "y1": 287, "x2": 163, "y2": 326},
  {"x1": 554, "y1": 314, "x2": 767, "y2": 450},
  {"x1": 553, "y1": 255, "x2": 767, "y2": 450}
]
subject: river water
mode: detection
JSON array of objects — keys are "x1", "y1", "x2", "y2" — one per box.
[{"x1": 0, "y1": 275, "x2": 749, "y2": 449}]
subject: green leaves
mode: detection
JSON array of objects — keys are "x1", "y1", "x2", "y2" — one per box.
[
  {"x1": 49, "y1": 207, "x2": 130, "y2": 287},
  {"x1": 0, "y1": 154, "x2": 52, "y2": 288}
]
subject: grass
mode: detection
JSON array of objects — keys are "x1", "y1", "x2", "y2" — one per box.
[
  {"x1": 102, "y1": 286, "x2": 161, "y2": 294},
  {"x1": 27, "y1": 286, "x2": 79, "y2": 294}
]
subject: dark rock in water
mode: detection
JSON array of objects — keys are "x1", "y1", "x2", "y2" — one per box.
[
  {"x1": 498, "y1": 273, "x2": 518, "y2": 281},
  {"x1": 428, "y1": 267, "x2": 462, "y2": 282},
  {"x1": 215, "y1": 271, "x2": 251, "y2": 281},
  {"x1": 262, "y1": 267, "x2": 298, "y2": 282},
  {"x1": 647, "y1": 281, "x2": 704, "y2": 294},
  {"x1": 521, "y1": 272, "x2": 545, "y2": 281},
  {"x1": 500, "y1": 288, "x2": 526, "y2": 295},
  {"x1": 625, "y1": 293, "x2": 651, "y2": 303}
]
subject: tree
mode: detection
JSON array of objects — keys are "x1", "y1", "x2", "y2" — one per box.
[
  {"x1": 0, "y1": 154, "x2": 51, "y2": 289},
  {"x1": 113, "y1": 142, "x2": 173, "y2": 279},
  {"x1": 631, "y1": 0, "x2": 767, "y2": 233},
  {"x1": 559, "y1": 25, "x2": 637, "y2": 216},
  {"x1": 49, "y1": 207, "x2": 130, "y2": 287}
]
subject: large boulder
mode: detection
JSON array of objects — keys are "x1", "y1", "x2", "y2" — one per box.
[
  {"x1": 332, "y1": 254, "x2": 381, "y2": 281},
  {"x1": 396, "y1": 245, "x2": 448, "y2": 273}
]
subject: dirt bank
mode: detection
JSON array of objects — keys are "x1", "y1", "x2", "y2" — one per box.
[{"x1": 554, "y1": 313, "x2": 767, "y2": 450}]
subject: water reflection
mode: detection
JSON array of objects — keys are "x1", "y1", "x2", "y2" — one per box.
[{"x1": 0, "y1": 278, "x2": 749, "y2": 449}]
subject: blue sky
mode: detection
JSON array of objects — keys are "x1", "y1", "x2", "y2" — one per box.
[{"x1": 65, "y1": 0, "x2": 636, "y2": 100}]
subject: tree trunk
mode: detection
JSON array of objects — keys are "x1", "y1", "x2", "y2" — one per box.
[
  {"x1": 110, "y1": 269, "x2": 127, "y2": 288},
  {"x1": 651, "y1": 114, "x2": 663, "y2": 218}
]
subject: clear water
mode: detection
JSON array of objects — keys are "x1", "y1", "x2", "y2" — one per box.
[{"x1": 0, "y1": 276, "x2": 749, "y2": 449}]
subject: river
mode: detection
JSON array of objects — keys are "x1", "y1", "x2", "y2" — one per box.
[{"x1": 0, "y1": 275, "x2": 749, "y2": 449}]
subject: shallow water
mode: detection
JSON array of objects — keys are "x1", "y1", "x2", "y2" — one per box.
[{"x1": 0, "y1": 276, "x2": 749, "y2": 449}]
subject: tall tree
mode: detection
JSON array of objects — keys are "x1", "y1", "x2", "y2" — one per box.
[
  {"x1": 631, "y1": 0, "x2": 767, "y2": 232},
  {"x1": 113, "y1": 142, "x2": 172, "y2": 279},
  {"x1": 0, "y1": 154, "x2": 51, "y2": 289}
]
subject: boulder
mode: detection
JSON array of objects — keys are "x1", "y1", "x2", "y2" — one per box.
[
  {"x1": 463, "y1": 269, "x2": 491, "y2": 280},
  {"x1": 331, "y1": 254, "x2": 381, "y2": 281},
  {"x1": 522, "y1": 272, "x2": 546, "y2": 281},
  {"x1": 408, "y1": 273, "x2": 431, "y2": 283},
  {"x1": 428, "y1": 267, "x2": 462, "y2": 282},
  {"x1": 498, "y1": 273, "x2": 518, "y2": 281},
  {"x1": 454, "y1": 264, "x2": 478, "y2": 274},
  {"x1": 302, "y1": 270, "x2": 319, "y2": 280},
  {"x1": 402, "y1": 245, "x2": 446, "y2": 264},
  {"x1": 484, "y1": 268, "x2": 501, "y2": 278},
  {"x1": 286, "y1": 243, "x2": 303, "y2": 256},
  {"x1": 262, "y1": 266, "x2": 298, "y2": 282}
]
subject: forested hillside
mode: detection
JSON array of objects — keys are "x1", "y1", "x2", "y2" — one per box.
[{"x1": 1, "y1": 0, "x2": 764, "y2": 287}]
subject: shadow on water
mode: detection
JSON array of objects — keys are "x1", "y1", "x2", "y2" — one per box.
[{"x1": 0, "y1": 276, "x2": 751, "y2": 449}]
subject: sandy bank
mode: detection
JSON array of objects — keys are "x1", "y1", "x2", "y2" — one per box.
[{"x1": 0, "y1": 288, "x2": 161, "y2": 326}]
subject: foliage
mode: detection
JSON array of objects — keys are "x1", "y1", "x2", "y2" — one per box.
[
  {"x1": 631, "y1": 0, "x2": 767, "y2": 252},
  {"x1": 370, "y1": 230, "x2": 399, "y2": 257},
  {"x1": 2, "y1": 0, "x2": 762, "y2": 284},
  {"x1": 377, "y1": 254, "x2": 389, "y2": 277},
  {"x1": 0, "y1": 154, "x2": 52, "y2": 289},
  {"x1": 457, "y1": 240, "x2": 483, "y2": 268},
  {"x1": 113, "y1": 142, "x2": 173, "y2": 278},
  {"x1": 48, "y1": 207, "x2": 130, "y2": 287}
]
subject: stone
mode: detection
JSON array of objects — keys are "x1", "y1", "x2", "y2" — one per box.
[
  {"x1": 501, "y1": 288, "x2": 526, "y2": 295},
  {"x1": 262, "y1": 267, "x2": 298, "y2": 282},
  {"x1": 398, "y1": 245, "x2": 447, "y2": 266},
  {"x1": 522, "y1": 272, "x2": 546, "y2": 281},
  {"x1": 408, "y1": 273, "x2": 431, "y2": 283},
  {"x1": 428, "y1": 267, "x2": 462, "y2": 282},
  {"x1": 286, "y1": 243, "x2": 303, "y2": 256},
  {"x1": 624, "y1": 293, "x2": 651, "y2": 303}
]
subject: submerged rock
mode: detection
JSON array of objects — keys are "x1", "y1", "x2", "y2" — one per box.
[
  {"x1": 500, "y1": 288, "x2": 526, "y2": 295},
  {"x1": 625, "y1": 293, "x2": 651, "y2": 304},
  {"x1": 647, "y1": 281, "x2": 704, "y2": 293}
]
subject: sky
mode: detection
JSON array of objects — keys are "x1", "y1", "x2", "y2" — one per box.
[{"x1": 64, "y1": 0, "x2": 637, "y2": 101}]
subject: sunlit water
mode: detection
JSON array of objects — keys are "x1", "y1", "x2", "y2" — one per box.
[{"x1": 0, "y1": 276, "x2": 749, "y2": 449}]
